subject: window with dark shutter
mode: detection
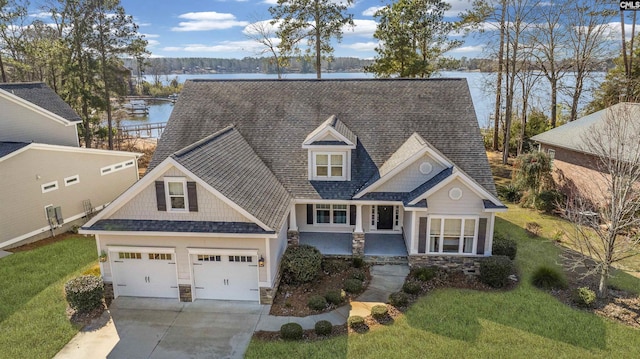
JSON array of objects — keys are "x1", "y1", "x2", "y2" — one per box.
[
  {"x1": 187, "y1": 182, "x2": 198, "y2": 212},
  {"x1": 306, "y1": 204, "x2": 313, "y2": 224},
  {"x1": 155, "y1": 181, "x2": 166, "y2": 211}
]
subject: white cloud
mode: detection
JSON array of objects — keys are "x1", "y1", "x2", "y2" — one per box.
[
  {"x1": 29, "y1": 12, "x2": 52, "y2": 19},
  {"x1": 262, "y1": 0, "x2": 278, "y2": 4},
  {"x1": 146, "y1": 39, "x2": 160, "y2": 47},
  {"x1": 344, "y1": 19, "x2": 377, "y2": 37},
  {"x1": 142, "y1": 33, "x2": 160, "y2": 38},
  {"x1": 162, "y1": 40, "x2": 266, "y2": 53},
  {"x1": 449, "y1": 45, "x2": 484, "y2": 54},
  {"x1": 362, "y1": 6, "x2": 383, "y2": 16},
  {"x1": 172, "y1": 12, "x2": 249, "y2": 32},
  {"x1": 341, "y1": 41, "x2": 378, "y2": 51},
  {"x1": 242, "y1": 20, "x2": 281, "y2": 36}
]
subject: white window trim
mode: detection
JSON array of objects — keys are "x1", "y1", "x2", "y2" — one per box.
[
  {"x1": 100, "y1": 159, "x2": 136, "y2": 176},
  {"x1": 164, "y1": 177, "x2": 189, "y2": 212},
  {"x1": 41, "y1": 180, "x2": 59, "y2": 193},
  {"x1": 309, "y1": 150, "x2": 350, "y2": 181},
  {"x1": 314, "y1": 204, "x2": 350, "y2": 226},
  {"x1": 426, "y1": 215, "x2": 479, "y2": 255},
  {"x1": 64, "y1": 175, "x2": 80, "y2": 187}
]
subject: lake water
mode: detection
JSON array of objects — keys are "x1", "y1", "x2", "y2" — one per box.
[{"x1": 122, "y1": 71, "x2": 604, "y2": 129}]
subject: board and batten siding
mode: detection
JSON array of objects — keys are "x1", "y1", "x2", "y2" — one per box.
[
  {"x1": 0, "y1": 148, "x2": 137, "y2": 247},
  {"x1": 0, "y1": 96, "x2": 78, "y2": 147},
  {"x1": 110, "y1": 167, "x2": 250, "y2": 222},
  {"x1": 375, "y1": 155, "x2": 446, "y2": 193},
  {"x1": 98, "y1": 234, "x2": 268, "y2": 284},
  {"x1": 426, "y1": 178, "x2": 484, "y2": 214}
]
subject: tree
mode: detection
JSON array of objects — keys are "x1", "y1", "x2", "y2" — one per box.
[
  {"x1": 512, "y1": 150, "x2": 554, "y2": 206},
  {"x1": 0, "y1": 0, "x2": 28, "y2": 82},
  {"x1": 365, "y1": 0, "x2": 460, "y2": 78},
  {"x1": 564, "y1": 104, "x2": 640, "y2": 298},
  {"x1": 244, "y1": 19, "x2": 287, "y2": 78},
  {"x1": 269, "y1": 0, "x2": 353, "y2": 79}
]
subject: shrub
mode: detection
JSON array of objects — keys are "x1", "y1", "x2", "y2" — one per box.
[
  {"x1": 280, "y1": 323, "x2": 303, "y2": 340},
  {"x1": 350, "y1": 270, "x2": 366, "y2": 281},
  {"x1": 280, "y1": 245, "x2": 322, "y2": 284},
  {"x1": 325, "y1": 289, "x2": 345, "y2": 305},
  {"x1": 525, "y1": 222, "x2": 542, "y2": 236},
  {"x1": 344, "y1": 278, "x2": 363, "y2": 293},
  {"x1": 411, "y1": 266, "x2": 437, "y2": 282},
  {"x1": 315, "y1": 320, "x2": 333, "y2": 336},
  {"x1": 352, "y1": 257, "x2": 365, "y2": 268},
  {"x1": 402, "y1": 281, "x2": 422, "y2": 295},
  {"x1": 371, "y1": 305, "x2": 388, "y2": 320},
  {"x1": 348, "y1": 315, "x2": 365, "y2": 328},
  {"x1": 388, "y1": 291, "x2": 409, "y2": 307},
  {"x1": 531, "y1": 265, "x2": 568, "y2": 290},
  {"x1": 479, "y1": 255, "x2": 515, "y2": 289},
  {"x1": 322, "y1": 258, "x2": 350, "y2": 274},
  {"x1": 64, "y1": 275, "x2": 104, "y2": 313},
  {"x1": 573, "y1": 287, "x2": 596, "y2": 308},
  {"x1": 498, "y1": 184, "x2": 523, "y2": 203},
  {"x1": 492, "y1": 234, "x2": 517, "y2": 260},
  {"x1": 535, "y1": 190, "x2": 564, "y2": 214},
  {"x1": 307, "y1": 295, "x2": 328, "y2": 311}
]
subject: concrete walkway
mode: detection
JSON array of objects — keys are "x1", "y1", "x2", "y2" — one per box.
[{"x1": 0, "y1": 250, "x2": 12, "y2": 259}]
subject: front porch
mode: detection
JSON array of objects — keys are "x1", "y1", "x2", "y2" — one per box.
[{"x1": 299, "y1": 232, "x2": 407, "y2": 257}]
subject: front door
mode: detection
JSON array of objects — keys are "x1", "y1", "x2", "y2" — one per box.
[{"x1": 377, "y1": 205, "x2": 394, "y2": 230}]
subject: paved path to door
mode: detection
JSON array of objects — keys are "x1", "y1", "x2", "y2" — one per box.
[{"x1": 54, "y1": 264, "x2": 409, "y2": 358}]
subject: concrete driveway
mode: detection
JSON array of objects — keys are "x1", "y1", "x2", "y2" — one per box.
[{"x1": 54, "y1": 297, "x2": 265, "y2": 359}]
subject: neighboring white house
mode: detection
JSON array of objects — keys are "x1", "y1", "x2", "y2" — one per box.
[
  {"x1": 0, "y1": 82, "x2": 140, "y2": 249},
  {"x1": 81, "y1": 79, "x2": 506, "y2": 304}
]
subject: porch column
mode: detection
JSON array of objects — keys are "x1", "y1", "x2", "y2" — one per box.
[
  {"x1": 352, "y1": 204, "x2": 365, "y2": 256},
  {"x1": 287, "y1": 203, "x2": 299, "y2": 246}
]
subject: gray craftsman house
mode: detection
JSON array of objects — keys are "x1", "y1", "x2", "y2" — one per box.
[{"x1": 82, "y1": 79, "x2": 506, "y2": 304}]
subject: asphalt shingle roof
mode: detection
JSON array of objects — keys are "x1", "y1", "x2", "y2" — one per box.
[
  {"x1": 85, "y1": 219, "x2": 273, "y2": 234},
  {"x1": 0, "y1": 141, "x2": 29, "y2": 159},
  {"x1": 150, "y1": 79, "x2": 496, "y2": 203},
  {"x1": 0, "y1": 82, "x2": 81, "y2": 122}
]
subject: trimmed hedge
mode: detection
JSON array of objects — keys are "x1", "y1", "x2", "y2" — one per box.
[
  {"x1": 281, "y1": 245, "x2": 322, "y2": 284},
  {"x1": 307, "y1": 295, "x2": 328, "y2": 311},
  {"x1": 531, "y1": 265, "x2": 568, "y2": 290},
  {"x1": 492, "y1": 233, "x2": 517, "y2": 260},
  {"x1": 573, "y1": 287, "x2": 596, "y2": 308},
  {"x1": 64, "y1": 275, "x2": 104, "y2": 313},
  {"x1": 411, "y1": 266, "x2": 437, "y2": 282},
  {"x1": 350, "y1": 270, "x2": 366, "y2": 281},
  {"x1": 352, "y1": 257, "x2": 365, "y2": 268},
  {"x1": 325, "y1": 289, "x2": 344, "y2": 305},
  {"x1": 402, "y1": 281, "x2": 422, "y2": 295},
  {"x1": 479, "y1": 255, "x2": 514, "y2": 288},
  {"x1": 280, "y1": 323, "x2": 303, "y2": 340},
  {"x1": 371, "y1": 305, "x2": 388, "y2": 320},
  {"x1": 348, "y1": 315, "x2": 365, "y2": 328},
  {"x1": 344, "y1": 278, "x2": 363, "y2": 293},
  {"x1": 388, "y1": 291, "x2": 409, "y2": 307},
  {"x1": 315, "y1": 320, "x2": 333, "y2": 336}
]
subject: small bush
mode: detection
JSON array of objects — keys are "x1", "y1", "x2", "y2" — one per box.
[
  {"x1": 280, "y1": 323, "x2": 303, "y2": 340},
  {"x1": 525, "y1": 222, "x2": 542, "y2": 236},
  {"x1": 479, "y1": 255, "x2": 515, "y2": 288},
  {"x1": 344, "y1": 278, "x2": 363, "y2": 293},
  {"x1": 371, "y1": 305, "x2": 388, "y2": 319},
  {"x1": 402, "y1": 281, "x2": 422, "y2": 295},
  {"x1": 573, "y1": 287, "x2": 596, "y2": 308},
  {"x1": 388, "y1": 291, "x2": 409, "y2": 307},
  {"x1": 352, "y1": 257, "x2": 365, "y2": 268},
  {"x1": 281, "y1": 245, "x2": 322, "y2": 284},
  {"x1": 531, "y1": 265, "x2": 567, "y2": 290},
  {"x1": 492, "y1": 234, "x2": 517, "y2": 260},
  {"x1": 535, "y1": 190, "x2": 563, "y2": 214},
  {"x1": 348, "y1": 315, "x2": 365, "y2": 328},
  {"x1": 325, "y1": 289, "x2": 345, "y2": 305},
  {"x1": 322, "y1": 259, "x2": 350, "y2": 274},
  {"x1": 411, "y1": 266, "x2": 437, "y2": 282},
  {"x1": 552, "y1": 230, "x2": 565, "y2": 243},
  {"x1": 498, "y1": 184, "x2": 523, "y2": 203},
  {"x1": 315, "y1": 320, "x2": 333, "y2": 336},
  {"x1": 64, "y1": 275, "x2": 104, "y2": 313},
  {"x1": 307, "y1": 295, "x2": 328, "y2": 311},
  {"x1": 350, "y1": 270, "x2": 366, "y2": 281}
]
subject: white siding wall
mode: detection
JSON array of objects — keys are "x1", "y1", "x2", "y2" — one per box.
[
  {"x1": 376, "y1": 154, "x2": 446, "y2": 192},
  {"x1": 270, "y1": 223, "x2": 288, "y2": 284},
  {"x1": 426, "y1": 179, "x2": 484, "y2": 215},
  {"x1": 98, "y1": 234, "x2": 268, "y2": 284},
  {"x1": 0, "y1": 149, "x2": 138, "y2": 247},
  {"x1": 0, "y1": 96, "x2": 79, "y2": 147},
  {"x1": 295, "y1": 203, "x2": 355, "y2": 233},
  {"x1": 403, "y1": 210, "x2": 413, "y2": 252},
  {"x1": 111, "y1": 167, "x2": 250, "y2": 222}
]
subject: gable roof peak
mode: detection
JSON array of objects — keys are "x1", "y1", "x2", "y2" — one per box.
[{"x1": 303, "y1": 115, "x2": 357, "y2": 147}]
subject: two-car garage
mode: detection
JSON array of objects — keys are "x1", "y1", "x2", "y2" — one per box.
[{"x1": 108, "y1": 246, "x2": 260, "y2": 302}]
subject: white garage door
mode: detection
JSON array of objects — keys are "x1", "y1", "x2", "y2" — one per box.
[
  {"x1": 192, "y1": 251, "x2": 259, "y2": 301},
  {"x1": 110, "y1": 248, "x2": 178, "y2": 299}
]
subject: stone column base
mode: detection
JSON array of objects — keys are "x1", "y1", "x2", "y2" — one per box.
[
  {"x1": 287, "y1": 230, "x2": 300, "y2": 246},
  {"x1": 352, "y1": 232, "x2": 365, "y2": 256},
  {"x1": 260, "y1": 287, "x2": 274, "y2": 304},
  {"x1": 179, "y1": 284, "x2": 192, "y2": 302},
  {"x1": 408, "y1": 255, "x2": 481, "y2": 275},
  {"x1": 103, "y1": 282, "x2": 114, "y2": 307}
]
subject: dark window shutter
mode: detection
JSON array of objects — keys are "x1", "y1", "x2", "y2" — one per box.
[
  {"x1": 350, "y1": 205, "x2": 356, "y2": 225},
  {"x1": 187, "y1": 182, "x2": 198, "y2": 212},
  {"x1": 307, "y1": 204, "x2": 314, "y2": 224},
  {"x1": 418, "y1": 217, "x2": 428, "y2": 254},
  {"x1": 155, "y1": 181, "x2": 166, "y2": 211},
  {"x1": 477, "y1": 218, "x2": 488, "y2": 255}
]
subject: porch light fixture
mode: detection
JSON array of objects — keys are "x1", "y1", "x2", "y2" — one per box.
[{"x1": 259, "y1": 256, "x2": 265, "y2": 267}]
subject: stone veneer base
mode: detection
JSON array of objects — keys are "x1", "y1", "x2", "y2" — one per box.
[{"x1": 409, "y1": 255, "x2": 481, "y2": 275}]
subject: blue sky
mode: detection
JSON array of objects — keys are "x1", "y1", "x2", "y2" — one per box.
[{"x1": 118, "y1": 0, "x2": 483, "y2": 59}]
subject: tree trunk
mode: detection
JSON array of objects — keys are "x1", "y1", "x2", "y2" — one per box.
[
  {"x1": 551, "y1": 78, "x2": 557, "y2": 128},
  {"x1": 493, "y1": 1, "x2": 507, "y2": 151},
  {"x1": 570, "y1": 74, "x2": 583, "y2": 122},
  {"x1": 0, "y1": 54, "x2": 7, "y2": 82},
  {"x1": 315, "y1": 11, "x2": 322, "y2": 79},
  {"x1": 598, "y1": 265, "x2": 609, "y2": 298},
  {"x1": 629, "y1": 12, "x2": 637, "y2": 98},
  {"x1": 621, "y1": 10, "x2": 629, "y2": 99}
]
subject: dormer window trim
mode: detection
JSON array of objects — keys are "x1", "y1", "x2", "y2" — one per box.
[{"x1": 309, "y1": 150, "x2": 351, "y2": 181}]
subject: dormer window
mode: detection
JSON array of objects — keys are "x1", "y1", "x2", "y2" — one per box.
[
  {"x1": 303, "y1": 115, "x2": 356, "y2": 182},
  {"x1": 315, "y1": 153, "x2": 344, "y2": 179}
]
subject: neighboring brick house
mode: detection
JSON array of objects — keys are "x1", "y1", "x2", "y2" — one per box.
[
  {"x1": 81, "y1": 79, "x2": 506, "y2": 304},
  {"x1": 530, "y1": 102, "x2": 640, "y2": 206}
]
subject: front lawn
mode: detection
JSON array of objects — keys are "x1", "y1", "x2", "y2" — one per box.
[
  {"x1": 0, "y1": 236, "x2": 97, "y2": 359},
  {"x1": 245, "y1": 209, "x2": 640, "y2": 358}
]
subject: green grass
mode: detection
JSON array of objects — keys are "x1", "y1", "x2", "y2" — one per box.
[
  {"x1": 0, "y1": 236, "x2": 97, "y2": 359},
  {"x1": 245, "y1": 208, "x2": 640, "y2": 358}
]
